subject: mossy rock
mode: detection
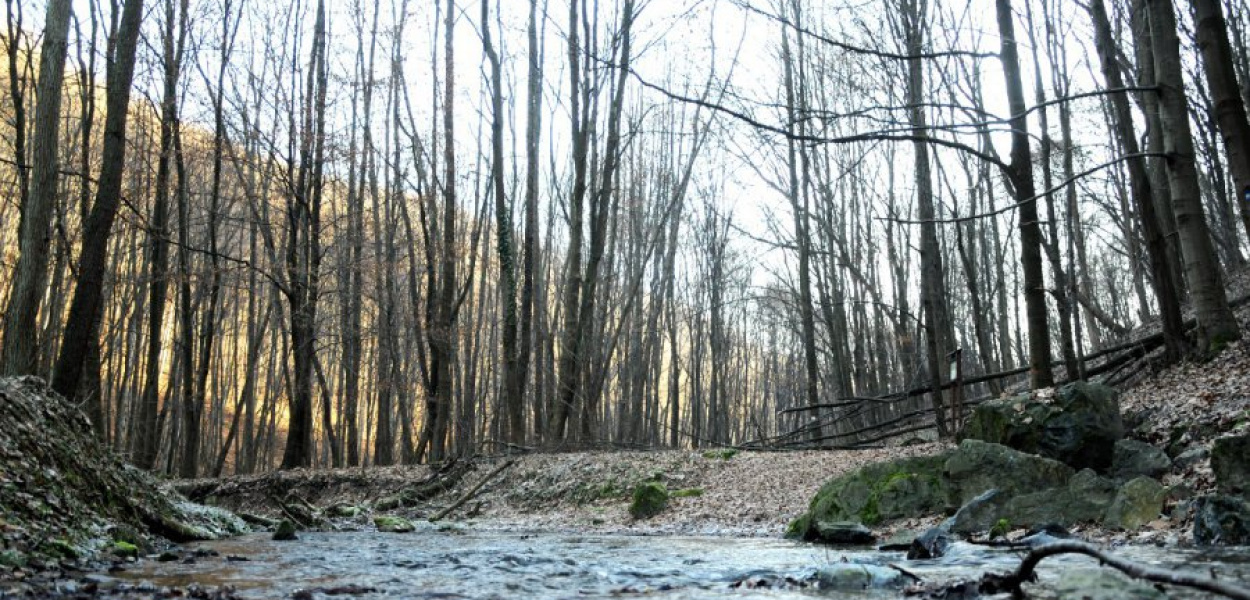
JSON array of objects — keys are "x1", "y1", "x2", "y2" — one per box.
[
  {"x1": 326, "y1": 504, "x2": 363, "y2": 518},
  {"x1": 989, "y1": 518, "x2": 1011, "y2": 539},
  {"x1": 374, "y1": 515, "x2": 416, "y2": 533},
  {"x1": 111, "y1": 541, "x2": 139, "y2": 558},
  {"x1": 960, "y1": 382, "x2": 1123, "y2": 472},
  {"x1": 945, "y1": 439, "x2": 1073, "y2": 506},
  {"x1": 272, "y1": 519, "x2": 298, "y2": 541},
  {"x1": 701, "y1": 449, "x2": 738, "y2": 460},
  {"x1": 672, "y1": 488, "x2": 704, "y2": 498},
  {"x1": 629, "y1": 482, "x2": 669, "y2": 519},
  {"x1": 1212, "y1": 434, "x2": 1250, "y2": 495},
  {"x1": 1104, "y1": 476, "x2": 1166, "y2": 530},
  {"x1": 787, "y1": 453, "x2": 949, "y2": 540},
  {"x1": 0, "y1": 549, "x2": 26, "y2": 569}
]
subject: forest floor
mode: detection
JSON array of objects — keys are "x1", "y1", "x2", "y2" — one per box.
[
  {"x1": 178, "y1": 444, "x2": 951, "y2": 539},
  {"x1": 178, "y1": 278, "x2": 1250, "y2": 546}
]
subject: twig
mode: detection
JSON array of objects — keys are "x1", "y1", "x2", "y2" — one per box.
[
  {"x1": 998, "y1": 541, "x2": 1250, "y2": 600},
  {"x1": 887, "y1": 563, "x2": 923, "y2": 583},
  {"x1": 429, "y1": 460, "x2": 516, "y2": 522}
]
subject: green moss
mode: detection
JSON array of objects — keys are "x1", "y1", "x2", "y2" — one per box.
[
  {"x1": 39, "y1": 539, "x2": 79, "y2": 560},
  {"x1": 573, "y1": 479, "x2": 629, "y2": 504},
  {"x1": 859, "y1": 494, "x2": 881, "y2": 526},
  {"x1": 629, "y1": 482, "x2": 669, "y2": 519},
  {"x1": 672, "y1": 488, "x2": 704, "y2": 498},
  {"x1": 785, "y1": 514, "x2": 812, "y2": 539},
  {"x1": 701, "y1": 449, "x2": 738, "y2": 460},
  {"x1": 990, "y1": 518, "x2": 1011, "y2": 539},
  {"x1": 374, "y1": 515, "x2": 416, "y2": 533},
  {"x1": 0, "y1": 549, "x2": 25, "y2": 568},
  {"x1": 273, "y1": 519, "x2": 299, "y2": 541},
  {"x1": 111, "y1": 541, "x2": 139, "y2": 558}
]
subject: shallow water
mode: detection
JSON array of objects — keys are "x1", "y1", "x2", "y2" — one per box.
[{"x1": 109, "y1": 529, "x2": 1250, "y2": 599}]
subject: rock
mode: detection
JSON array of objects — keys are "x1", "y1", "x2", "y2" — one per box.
[
  {"x1": 949, "y1": 489, "x2": 1006, "y2": 534},
  {"x1": 944, "y1": 440, "x2": 1073, "y2": 506},
  {"x1": 1111, "y1": 439, "x2": 1171, "y2": 480},
  {"x1": 1048, "y1": 569, "x2": 1164, "y2": 600},
  {"x1": 1104, "y1": 477, "x2": 1166, "y2": 530},
  {"x1": 907, "y1": 526, "x2": 952, "y2": 560},
  {"x1": 811, "y1": 564, "x2": 905, "y2": 590},
  {"x1": 1211, "y1": 435, "x2": 1250, "y2": 495},
  {"x1": 373, "y1": 516, "x2": 415, "y2": 533},
  {"x1": 272, "y1": 519, "x2": 298, "y2": 541},
  {"x1": 786, "y1": 453, "x2": 948, "y2": 539},
  {"x1": 1173, "y1": 446, "x2": 1210, "y2": 471},
  {"x1": 1192, "y1": 495, "x2": 1250, "y2": 545},
  {"x1": 326, "y1": 505, "x2": 362, "y2": 518},
  {"x1": 810, "y1": 521, "x2": 875, "y2": 545},
  {"x1": 960, "y1": 381, "x2": 1123, "y2": 471},
  {"x1": 110, "y1": 541, "x2": 139, "y2": 559},
  {"x1": 629, "y1": 482, "x2": 669, "y2": 519},
  {"x1": 1001, "y1": 469, "x2": 1117, "y2": 529}
]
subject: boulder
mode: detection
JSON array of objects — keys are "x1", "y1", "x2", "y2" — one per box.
[
  {"x1": 1001, "y1": 469, "x2": 1117, "y2": 528},
  {"x1": 1211, "y1": 435, "x2": 1250, "y2": 495},
  {"x1": 272, "y1": 519, "x2": 298, "y2": 541},
  {"x1": 948, "y1": 469, "x2": 1114, "y2": 534},
  {"x1": 1104, "y1": 476, "x2": 1166, "y2": 530},
  {"x1": 1192, "y1": 494, "x2": 1250, "y2": 545},
  {"x1": 907, "y1": 526, "x2": 953, "y2": 560},
  {"x1": 944, "y1": 440, "x2": 1073, "y2": 507},
  {"x1": 1111, "y1": 439, "x2": 1171, "y2": 480},
  {"x1": 960, "y1": 382, "x2": 1123, "y2": 471},
  {"x1": 373, "y1": 515, "x2": 416, "y2": 533},
  {"x1": 786, "y1": 453, "x2": 948, "y2": 540},
  {"x1": 629, "y1": 482, "x2": 669, "y2": 519},
  {"x1": 810, "y1": 564, "x2": 905, "y2": 590},
  {"x1": 949, "y1": 489, "x2": 1007, "y2": 534},
  {"x1": 811, "y1": 521, "x2": 875, "y2": 545}
]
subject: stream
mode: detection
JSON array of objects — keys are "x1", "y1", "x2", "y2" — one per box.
[{"x1": 103, "y1": 529, "x2": 1250, "y2": 599}]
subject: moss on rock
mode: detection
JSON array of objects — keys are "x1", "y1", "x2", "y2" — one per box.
[
  {"x1": 374, "y1": 515, "x2": 416, "y2": 533},
  {"x1": 629, "y1": 482, "x2": 669, "y2": 519},
  {"x1": 787, "y1": 453, "x2": 949, "y2": 540}
]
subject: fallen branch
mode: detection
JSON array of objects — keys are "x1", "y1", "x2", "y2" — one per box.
[
  {"x1": 989, "y1": 541, "x2": 1250, "y2": 600},
  {"x1": 429, "y1": 460, "x2": 516, "y2": 522}
]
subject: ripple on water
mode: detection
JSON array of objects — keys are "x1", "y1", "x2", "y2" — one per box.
[{"x1": 109, "y1": 531, "x2": 1250, "y2": 599}]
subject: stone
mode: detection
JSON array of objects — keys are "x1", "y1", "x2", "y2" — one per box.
[
  {"x1": 373, "y1": 515, "x2": 415, "y2": 533},
  {"x1": 810, "y1": 564, "x2": 905, "y2": 590},
  {"x1": 629, "y1": 482, "x2": 669, "y2": 519},
  {"x1": 110, "y1": 541, "x2": 139, "y2": 558},
  {"x1": 1192, "y1": 495, "x2": 1250, "y2": 545},
  {"x1": 1104, "y1": 477, "x2": 1166, "y2": 530},
  {"x1": 1111, "y1": 439, "x2": 1171, "y2": 480},
  {"x1": 949, "y1": 489, "x2": 1006, "y2": 534},
  {"x1": 944, "y1": 440, "x2": 1073, "y2": 506},
  {"x1": 907, "y1": 526, "x2": 952, "y2": 560},
  {"x1": 1211, "y1": 435, "x2": 1250, "y2": 495},
  {"x1": 786, "y1": 453, "x2": 949, "y2": 539},
  {"x1": 960, "y1": 381, "x2": 1123, "y2": 471},
  {"x1": 272, "y1": 519, "x2": 298, "y2": 541},
  {"x1": 1173, "y1": 446, "x2": 1210, "y2": 471},
  {"x1": 811, "y1": 521, "x2": 875, "y2": 545}
]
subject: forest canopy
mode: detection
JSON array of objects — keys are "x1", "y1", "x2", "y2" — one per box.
[{"x1": 1, "y1": 0, "x2": 1248, "y2": 475}]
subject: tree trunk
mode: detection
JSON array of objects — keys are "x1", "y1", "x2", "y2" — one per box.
[
  {"x1": 50, "y1": 0, "x2": 144, "y2": 404},
  {"x1": 995, "y1": 0, "x2": 1054, "y2": 389},
  {"x1": 1190, "y1": 0, "x2": 1250, "y2": 243},
  {"x1": 1144, "y1": 0, "x2": 1241, "y2": 350},
  {"x1": 1, "y1": 0, "x2": 71, "y2": 377}
]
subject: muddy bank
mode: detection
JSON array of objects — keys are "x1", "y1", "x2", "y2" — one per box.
[{"x1": 0, "y1": 377, "x2": 245, "y2": 577}]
